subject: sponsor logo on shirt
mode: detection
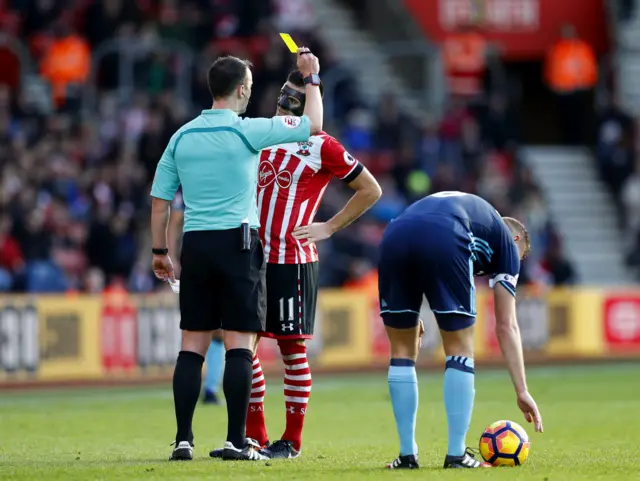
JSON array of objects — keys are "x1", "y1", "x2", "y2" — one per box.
[
  {"x1": 258, "y1": 161, "x2": 292, "y2": 189},
  {"x1": 296, "y1": 141, "x2": 313, "y2": 157}
]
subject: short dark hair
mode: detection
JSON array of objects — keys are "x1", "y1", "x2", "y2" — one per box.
[
  {"x1": 287, "y1": 70, "x2": 324, "y2": 97},
  {"x1": 207, "y1": 56, "x2": 253, "y2": 99},
  {"x1": 503, "y1": 217, "x2": 531, "y2": 259}
]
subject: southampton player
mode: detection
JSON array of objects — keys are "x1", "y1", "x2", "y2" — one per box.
[
  {"x1": 167, "y1": 188, "x2": 224, "y2": 405},
  {"x1": 210, "y1": 70, "x2": 381, "y2": 459},
  {"x1": 378, "y1": 191, "x2": 543, "y2": 469}
]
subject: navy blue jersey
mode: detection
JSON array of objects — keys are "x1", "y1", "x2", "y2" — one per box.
[{"x1": 395, "y1": 191, "x2": 520, "y2": 296}]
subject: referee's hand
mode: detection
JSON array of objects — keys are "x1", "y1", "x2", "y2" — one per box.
[
  {"x1": 152, "y1": 254, "x2": 176, "y2": 283},
  {"x1": 297, "y1": 47, "x2": 320, "y2": 75}
]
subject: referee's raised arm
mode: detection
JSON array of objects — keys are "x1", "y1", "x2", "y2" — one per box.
[
  {"x1": 149, "y1": 52, "x2": 323, "y2": 462},
  {"x1": 239, "y1": 47, "x2": 323, "y2": 149}
]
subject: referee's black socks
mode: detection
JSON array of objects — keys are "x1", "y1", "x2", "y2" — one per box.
[
  {"x1": 173, "y1": 350, "x2": 204, "y2": 444},
  {"x1": 223, "y1": 348, "x2": 254, "y2": 448}
]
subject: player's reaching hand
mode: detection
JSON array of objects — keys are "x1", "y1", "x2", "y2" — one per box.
[
  {"x1": 292, "y1": 222, "x2": 334, "y2": 246},
  {"x1": 152, "y1": 254, "x2": 176, "y2": 283},
  {"x1": 516, "y1": 391, "x2": 543, "y2": 433}
]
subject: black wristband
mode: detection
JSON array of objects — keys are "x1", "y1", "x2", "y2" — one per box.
[
  {"x1": 152, "y1": 248, "x2": 168, "y2": 256},
  {"x1": 303, "y1": 73, "x2": 321, "y2": 86}
]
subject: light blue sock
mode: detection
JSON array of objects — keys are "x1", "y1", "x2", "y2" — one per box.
[
  {"x1": 388, "y1": 359, "x2": 418, "y2": 456},
  {"x1": 204, "y1": 339, "x2": 225, "y2": 394},
  {"x1": 444, "y1": 355, "x2": 475, "y2": 456}
]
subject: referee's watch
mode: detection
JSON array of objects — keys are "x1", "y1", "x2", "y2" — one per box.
[
  {"x1": 152, "y1": 248, "x2": 168, "y2": 256},
  {"x1": 303, "y1": 73, "x2": 321, "y2": 86}
]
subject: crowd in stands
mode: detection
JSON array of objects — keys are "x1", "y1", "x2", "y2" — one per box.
[
  {"x1": 0, "y1": 0, "x2": 570, "y2": 293},
  {"x1": 596, "y1": 94, "x2": 640, "y2": 281}
]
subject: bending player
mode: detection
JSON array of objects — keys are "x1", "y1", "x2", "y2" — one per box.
[
  {"x1": 210, "y1": 69, "x2": 381, "y2": 459},
  {"x1": 378, "y1": 191, "x2": 543, "y2": 469},
  {"x1": 168, "y1": 188, "x2": 224, "y2": 404}
]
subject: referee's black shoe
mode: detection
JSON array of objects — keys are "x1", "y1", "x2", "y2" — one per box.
[
  {"x1": 210, "y1": 438, "x2": 268, "y2": 458},
  {"x1": 169, "y1": 441, "x2": 193, "y2": 461},
  {"x1": 222, "y1": 440, "x2": 269, "y2": 461}
]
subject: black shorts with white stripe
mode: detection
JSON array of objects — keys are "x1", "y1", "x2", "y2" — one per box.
[{"x1": 262, "y1": 262, "x2": 319, "y2": 340}]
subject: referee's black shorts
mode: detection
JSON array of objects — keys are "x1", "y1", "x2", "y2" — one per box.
[{"x1": 179, "y1": 228, "x2": 266, "y2": 332}]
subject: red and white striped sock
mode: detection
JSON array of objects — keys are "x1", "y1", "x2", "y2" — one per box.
[
  {"x1": 279, "y1": 341, "x2": 312, "y2": 452},
  {"x1": 245, "y1": 354, "x2": 269, "y2": 446}
]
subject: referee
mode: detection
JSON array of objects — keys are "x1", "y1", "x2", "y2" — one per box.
[{"x1": 150, "y1": 48, "x2": 323, "y2": 461}]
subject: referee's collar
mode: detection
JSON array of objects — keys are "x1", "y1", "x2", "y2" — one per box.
[{"x1": 201, "y1": 109, "x2": 238, "y2": 117}]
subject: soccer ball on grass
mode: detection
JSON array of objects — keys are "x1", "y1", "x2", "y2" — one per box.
[{"x1": 478, "y1": 420, "x2": 530, "y2": 466}]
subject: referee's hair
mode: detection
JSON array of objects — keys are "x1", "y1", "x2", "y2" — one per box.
[
  {"x1": 287, "y1": 70, "x2": 324, "y2": 98},
  {"x1": 207, "y1": 56, "x2": 253, "y2": 100},
  {"x1": 502, "y1": 216, "x2": 531, "y2": 259}
]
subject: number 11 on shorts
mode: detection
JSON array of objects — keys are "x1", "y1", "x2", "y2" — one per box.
[{"x1": 279, "y1": 297, "x2": 295, "y2": 321}]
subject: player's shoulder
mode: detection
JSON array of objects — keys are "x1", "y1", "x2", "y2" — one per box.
[
  {"x1": 314, "y1": 131, "x2": 345, "y2": 149},
  {"x1": 258, "y1": 131, "x2": 327, "y2": 170},
  {"x1": 307, "y1": 132, "x2": 352, "y2": 170},
  {"x1": 313, "y1": 131, "x2": 336, "y2": 142}
]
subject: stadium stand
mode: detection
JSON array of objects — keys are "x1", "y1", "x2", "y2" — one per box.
[{"x1": 0, "y1": 0, "x2": 569, "y2": 293}]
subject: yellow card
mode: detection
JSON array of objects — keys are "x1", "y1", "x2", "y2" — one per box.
[{"x1": 279, "y1": 33, "x2": 298, "y2": 53}]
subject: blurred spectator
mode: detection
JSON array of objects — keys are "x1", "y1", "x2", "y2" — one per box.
[
  {"x1": 414, "y1": 120, "x2": 440, "y2": 181},
  {"x1": 626, "y1": 230, "x2": 640, "y2": 281},
  {"x1": 479, "y1": 93, "x2": 520, "y2": 151},
  {"x1": 617, "y1": 0, "x2": 637, "y2": 22},
  {"x1": 39, "y1": 21, "x2": 90, "y2": 111},
  {"x1": 538, "y1": 237, "x2": 577, "y2": 286},
  {"x1": 374, "y1": 92, "x2": 407, "y2": 152},
  {"x1": 596, "y1": 95, "x2": 635, "y2": 215},
  {"x1": 273, "y1": 0, "x2": 316, "y2": 33},
  {"x1": 0, "y1": 215, "x2": 23, "y2": 291},
  {"x1": 22, "y1": 0, "x2": 62, "y2": 38},
  {"x1": 85, "y1": 0, "x2": 141, "y2": 47},
  {"x1": 342, "y1": 108, "x2": 374, "y2": 153},
  {"x1": 442, "y1": 23, "x2": 488, "y2": 98},
  {"x1": 83, "y1": 266, "x2": 106, "y2": 293},
  {"x1": 544, "y1": 24, "x2": 598, "y2": 145},
  {"x1": 621, "y1": 160, "x2": 640, "y2": 244}
]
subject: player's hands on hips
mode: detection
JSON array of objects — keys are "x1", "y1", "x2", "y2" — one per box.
[
  {"x1": 152, "y1": 254, "x2": 176, "y2": 283},
  {"x1": 292, "y1": 222, "x2": 333, "y2": 246},
  {"x1": 516, "y1": 391, "x2": 543, "y2": 433},
  {"x1": 418, "y1": 318, "x2": 425, "y2": 348},
  {"x1": 296, "y1": 47, "x2": 320, "y2": 76}
]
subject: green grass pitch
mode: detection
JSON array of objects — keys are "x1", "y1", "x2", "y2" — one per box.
[{"x1": 1, "y1": 363, "x2": 638, "y2": 480}]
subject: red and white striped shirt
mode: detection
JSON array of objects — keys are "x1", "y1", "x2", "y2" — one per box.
[{"x1": 257, "y1": 132, "x2": 360, "y2": 264}]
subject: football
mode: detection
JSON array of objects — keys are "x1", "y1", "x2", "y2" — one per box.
[{"x1": 478, "y1": 420, "x2": 530, "y2": 467}]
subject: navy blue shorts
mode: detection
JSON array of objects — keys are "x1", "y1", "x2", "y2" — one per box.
[{"x1": 378, "y1": 214, "x2": 476, "y2": 332}]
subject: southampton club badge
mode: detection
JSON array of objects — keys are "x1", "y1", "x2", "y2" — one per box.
[{"x1": 296, "y1": 141, "x2": 313, "y2": 157}]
